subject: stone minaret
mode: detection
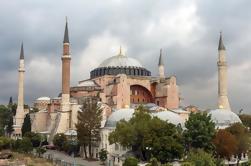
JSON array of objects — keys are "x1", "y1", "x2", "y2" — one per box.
[
  {"x1": 158, "y1": 49, "x2": 165, "y2": 79},
  {"x1": 13, "y1": 43, "x2": 26, "y2": 137},
  {"x1": 55, "y1": 19, "x2": 71, "y2": 134},
  {"x1": 61, "y1": 19, "x2": 71, "y2": 112},
  {"x1": 217, "y1": 32, "x2": 231, "y2": 110}
]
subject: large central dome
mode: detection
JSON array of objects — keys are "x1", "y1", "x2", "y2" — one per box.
[
  {"x1": 98, "y1": 54, "x2": 143, "y2": 68},
  {"x1": 90, "y1": 50, "x2": 151, "y2": 78}
]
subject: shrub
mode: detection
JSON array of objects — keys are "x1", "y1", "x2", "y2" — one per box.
[
  {"x1": 123, "y1": 157, "x2": 139, "y2": 166},
  {"x1": 24, "y1": 132, "x2": 42, "y2": 147},
  {"x1": 36, "y1": 147, "x2": 47, "y2": 157},
  {"x1": 18, "y1": 137, "x2": 33, "y2": 153},
  {"x1": 0, "y1": 137, "x2": 12, "y2": 150},
  {"x1": 53, "y1": 133, "x2": 67, "y2": 150},
  {"x1": 99, "y1": 148, "x2": 108, "y2": 164},
  {"x1": 186, "y1": 149, "x2": 216, "y2": 166}
]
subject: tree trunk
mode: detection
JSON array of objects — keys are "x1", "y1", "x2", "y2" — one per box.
[
  {"x1": 83, "y1": 144, "x2": 87, "y2": 159},
  {"x1": 89, "y1": 142, "x2": 92, "y2": 159}
]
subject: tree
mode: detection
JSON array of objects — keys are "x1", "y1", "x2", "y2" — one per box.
[
  {"x1": 53, "y1": 133, "x2": 67, "y2": 150},
  {"x1": 36, "y1": 147, "x2": 47, "y2": 157},
  {"x1": 226, "y1": 123, "x2": 250, "y2": 164},
  {"x1": 18, "y1": 137, "x2": 33, "y2": 153},
  {"x1": 213, "y1": 129, "x2": 238, "y2": 160},
  {"x1": 99, "y1": 148, "x2": 108, "y2": 164},
  {"x1": 0, "y1": 105, "x2": 13, "y2": 136},
  {"x1": 21, "y1": 114, "x2": 31, "y2": 136},
  {"x1": 76, "y1": 97, "x2": 102, "y2": 159},
  {"x1": 183, "y1": 112, "x2": 216, "y2": 152},
  {"x1": 24, "y1": 132, "x2": 42, "y2": 147},
  {"x1": 109, "y1": 107, "x2": 184, "y2": 162},
  {"x1": 239, "y1": 114, "x2": 251, "y2": 130},
  {"x1": 123, "y1": 157, "x2": 139, "y2": 166},
  {"x1": 186, "y1": 149, "x2": 216, "y2": 166}
]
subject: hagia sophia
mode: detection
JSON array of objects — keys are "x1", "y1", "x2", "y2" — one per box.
[{"x1": 12, "y1": 20, "x2": 242, "y2": 164}]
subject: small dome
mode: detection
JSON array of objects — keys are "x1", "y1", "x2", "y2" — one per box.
[
  {"x1": 78, "y1": 80, "x2": 98, "y2": 87},
  {"x1": 152, "y1": 111, "x2": 184, "y2": 126},
  {"x1": 36, "y1": 97, "x2": 50, "y2": 101},
  {"x1": 99, "y1": 55, "x2": 143, "y2": 68},
  {"x1": 105, "y1": 108, "x2": 134, "y2": 127},
  {"x1": 105, "y1": 109, "x2": 184, "y2": 128},
  {"x1": 208, "y1": 109, "x2": 242, "y2": 129}
]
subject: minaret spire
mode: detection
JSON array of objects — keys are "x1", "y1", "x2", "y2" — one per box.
[
  {"x1": 63, "y1": 17, "x2": 69, "y2": 43},
  {"x1": 20, "y1": 42, "x2": 24, "y2": 59},
  {"x1": 218, "y1": 31, "x2": 225, "y2": 50},
  {"x1": 158, "y1": 49, "x2": 165, "y2": 79},
  {"x1": 217, "y1": 32, "x2": 231, "y2": 110}
]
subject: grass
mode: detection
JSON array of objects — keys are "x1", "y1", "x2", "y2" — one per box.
[{"x1": 7, "y1": 152, "x2": 53, "y2": 166}]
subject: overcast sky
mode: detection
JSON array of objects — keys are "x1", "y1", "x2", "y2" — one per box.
[{"x1": 0, "y1": 0, "x2": 250, "y2": 113}]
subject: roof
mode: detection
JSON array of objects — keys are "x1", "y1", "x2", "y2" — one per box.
[
  {"x1": 218, "y1": 32, "x2": 226, "y2": 50},
  {"x1": 20, "y1": 43, "x2": 24, "y2": 59},
  {"x1": 158, "y1": 49, "x2": 164, "y2": 66},
  {"x1": 78, "y1": 80, "x2": 99, "y2": 87},
  {"x1": 208, "y1": 109, "x2": 241, "y2": 129},
  {"x1": 63, "y1": 20, "x2": 69, "y2": 43},
  {"x1": 98, "y1": 54, "x2": 143, "y2": 68},
  {"x1": 105, "y1": 108, "x2": 184, "y2": 128},
  {"x1": 36, "y1": 97, "x2": 50, "y2": 101}
]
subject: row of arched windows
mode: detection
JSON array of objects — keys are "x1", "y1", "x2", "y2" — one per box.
[{"x1": 90, "y1": 67, "x2": 151, "y2": 78}]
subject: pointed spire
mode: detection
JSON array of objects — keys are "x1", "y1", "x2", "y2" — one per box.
[
  {"x1": 63, "y1": 17, "x2": 69, "y2": 43},
  {"x1": 158, "y1": 49, "x2": 164, "y2": 66},
  {"x1": 218, "y1": 31, "x2": 226, "y2": 50},
  {"x1": 20, "y1": 42, "x2": 24, "y2": 59}
]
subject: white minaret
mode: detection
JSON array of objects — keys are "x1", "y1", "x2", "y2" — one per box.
[
  {"x1": 13, "y1": 43, "x2": 26, "y2": 137},
  {"x1": 158, "y1": 49, "x2": 165, "y2": 79},
  {"x1": 217, "y1": 32, "x2": 231, "y2": 110}
]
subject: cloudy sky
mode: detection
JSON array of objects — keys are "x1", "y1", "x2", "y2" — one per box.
[{"x1": 0, "y1": 0, "x2": 250, "y2": 113}]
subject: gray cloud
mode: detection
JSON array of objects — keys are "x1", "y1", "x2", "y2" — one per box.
[{"x1": 0, "y1": 0, "x2": 250, "y2": 113}]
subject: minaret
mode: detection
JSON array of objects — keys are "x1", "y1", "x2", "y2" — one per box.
[
  {"x1": 13, "y1": 43, "x2": 26, "y2": 137},
  {"x1": 158, "y1": 49, "x2": 165, "y2": 79},
  {"x1": 217, "y1": 32, "x2": 231, "y2": 110},
  {"x1": 61, "y1": 18, "x2": 71, "y2": 112}
]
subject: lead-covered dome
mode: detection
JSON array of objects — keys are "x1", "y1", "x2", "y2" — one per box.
[
  {"x1": 90, "y1": 52, "x2": 151, "y2": 78},
  {"x1": 99, "y1": 55, "x2": 143, "y2": 68},
  {"x1": 208, "y1": 109, "x2": 242, "y2": 129}
]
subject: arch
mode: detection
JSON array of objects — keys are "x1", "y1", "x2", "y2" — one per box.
[{"x1": 130, "y1": 84, "x2": 153, "y2": 104}]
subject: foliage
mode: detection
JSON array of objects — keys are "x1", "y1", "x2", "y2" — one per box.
[
  {"x1": 239, "y1": 114, "x2": 251, "y2": 130},
  {"x1": 36, "y1": 147, "x2": 47, "y2": 157},
  {"x1": 123, "y1": 157, "x2": 139, "y2": 166},
  {"x1": 183, "y1": 112, "x2": 216, "y2": 152},
  {"x1": 146, "y1": 157, "x2": 160, "y2": 166},
  {"x1": 76, "y1": 97, "x2": 102, "y2": 159},
  {"x1": 226, "y1": 123, "x2": 250, "y2": 160},
  {"x1": 63, "y1": 140, "x2": 80, "y2": 155},
  {"x1": 109, "y1": 107, "x2": 184, "y2": 162},
  {"x1": 213, "y1": 129, "x2": 237, "y2": 160},
  {"x1": 53, "y1": 133, "x2": 67, "y2": 150},
  {"x1": 21, "y1": 114, "x2": 31, "y2": 136},
  {"x1": 0, "y1": 105, "x2": 13, "y2": 136},
  {"x1": 18, "y1": 137, "x2": 33, "y2": 153},
  {"x1": 186, "y1": 149, "x2": 216, "y2": 166},
  {"x1": 0, "y1": 136, "x2": 12, "y2": 150},
  {"x1": 181, "y1": 162, "x2": 194, "y2": 166},
  {"x1": 24, "y1": 132, "x2": 42, "y2": 147},
  {"x1": 99, "y1": 148, "x2": 108, "y2": 163}
]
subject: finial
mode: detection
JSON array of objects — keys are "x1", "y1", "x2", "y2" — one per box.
[{"x1": 65, "y1": 16, "x2": 68, "y2": 23}]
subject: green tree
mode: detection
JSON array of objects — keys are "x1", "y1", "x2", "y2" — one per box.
[
  {"x1": 186, "y1": 149, "x2": 216, "y2": 166},
  {"x1": 21, "y1": 114, "x2": 31, "y2": 136},
  {"x1": 239, "y1": 114, "x2": 251, "y2": 130},
  {"x1": 53, "y1": 133, "x2": 67, "y2": 150},
  {"x1": 183, "y1": 112, "x2": 216, "y2": 152},
  {"x1": 123, "y1": 157, "x2": 138, "y2": 166},
  {"x1": 0, "y1": 105, "x2": 13, "y2": 136},
  {"x1": 226, "y1": 123, "x2": 250, "y2": 164},
  {"x1": 99, "y1": 148, "x2": 108, "y2": 164},
  {"x1": 76, "y1": 97, "x2": 102, "y2": 159},
  {"x1": 213, "y1": 129, "x2": 238, "y2": 160},
  {"x1": 24, "y1": 132, "x2": 42, "y2": 147},
  {"x1": 109, "y1": 107, "x2": 184, "y2": 162},
  {"x1": 18, "y1": 137, "x2": 33, "y2": 153},
  {"x1": 36, "y1": 147, "x2": 47, "y2": 157}
]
